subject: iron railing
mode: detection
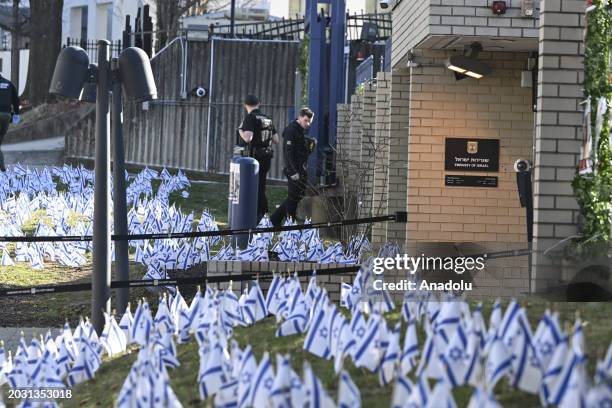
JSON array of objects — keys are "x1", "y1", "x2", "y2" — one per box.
[{"x1": 65, "y1": 38, "x2": 122, "y2": 61}]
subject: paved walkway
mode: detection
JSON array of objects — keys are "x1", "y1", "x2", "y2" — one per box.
[
  {"x1": 0, "y1": 327, "x2": 58, "y2": 354},
  {"x1": 1, "y1": 136, "x2": 65, "y2": 170}
]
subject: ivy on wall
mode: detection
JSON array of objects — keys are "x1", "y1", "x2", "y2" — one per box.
[
  {"x1": 572, "y1": 0, "x2": 612, "y2": 244},
  {"x1": 298, "y1": 35, "x2": 310, "y2": 107}
]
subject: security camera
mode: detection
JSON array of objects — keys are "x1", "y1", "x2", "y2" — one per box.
[
  {"x1": 191, "y1": 86, "x2": 208, "y2": 98},
  {"x1": 196, "y1": 87, "x2": 207, "y2": 97},
  {"x1": 379, "y1": 0, "x2": 390, "y2": 9},
  {"x1": 514, "y1": 158, "x2": 532, "y2": 173}
]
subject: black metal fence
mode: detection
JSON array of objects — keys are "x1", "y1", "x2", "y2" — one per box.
[
  {"x1": 346, "y1": 12, "x2": 392, "y2": 42},
  {"x1": 65, "y1": 38, "x2": 123, "y2": 61},
  {"x1": 209, "y1": 18, "x2": 305, "y2": 41},
  {"x1": 204, "y1": 13, "x2": 391, "y2": 42}
]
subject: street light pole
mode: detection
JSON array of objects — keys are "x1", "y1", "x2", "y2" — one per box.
[
  {"x1": 111, "y1": 57, "x2": 130, "y2": 314},
  {"x1": 92, "y1": 40, "x2": 112, "y2": 334},
  {"x1": 230, "y1": 0, "x2": 236, "y2": 37},
  {"x1": 51, "y1": 43, "x2": 157, "y2": 334}
]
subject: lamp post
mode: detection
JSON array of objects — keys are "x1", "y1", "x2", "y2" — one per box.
[
  {"x1": 50, "y1": 42, "x2": 157, "y2": 334},
  {"x1": 111, "y1": 57, "x2": 130, "y2": 314},
  {"x1": 230, "y1": 0, "x2": 236, "y2": 37},
  {"x1": 92, "y1": 40, "x2": 112, "y2": 334}
]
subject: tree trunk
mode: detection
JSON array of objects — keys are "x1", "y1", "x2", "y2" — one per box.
[
  {"x1": 10, "y1": 0, "x2": 19, "y2": 95},
  {"x1": 155, "y1": 0, "x2": 211, "y2": 48},
  {"x1": 23, "y1": 0, "x2": 63, "y2": 105}
]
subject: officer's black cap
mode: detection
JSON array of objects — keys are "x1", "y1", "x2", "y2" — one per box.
[{"x1": 244, "y1": 94, "x2": 260, "y2": 106}]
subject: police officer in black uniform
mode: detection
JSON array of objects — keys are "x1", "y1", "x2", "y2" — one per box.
[
  {"x1": 237, "y1": 94, "x2": 279, "y2": 221},
  {"x1": 270, "y1": 107, "x2": 315, "y2": 227},
  {"x1": 0, "y1": 74, "x2": 20, "y2": 172}
]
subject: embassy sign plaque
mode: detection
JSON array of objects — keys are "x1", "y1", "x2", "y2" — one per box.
[
  {"x1": 445, "y1": 175, "x2": 498, "y2": 188},
  {"x1": 445, "y1": 138, "x2": 500, "y2": 172}
]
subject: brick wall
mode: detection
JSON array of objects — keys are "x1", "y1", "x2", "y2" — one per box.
[
  {"x1": 428, "y1": 0, "x2": 540, "y2": 37},
  {"x1": 386, "y1": 68, "x2": 411, "y2": 244},
  {"x1": 391, "y1": 0, "x2": 430, "y2": 67},
  {"x1": 372, "y1": 72, "x2": 392, "y2": 245},
  {"x1": 532, "y1": 0, "x2": 585, "y2": 291},
  {"x1": 392, "y1": 0, "x2": 541, "y2": 68},
  {"x1": 359, "y1": 83, "x2": 377, "y2": 223},
  {"x1": 405, "y1": 49, "x2": 533, "y2": 243}
]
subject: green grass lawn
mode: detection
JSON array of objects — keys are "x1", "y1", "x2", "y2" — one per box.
[
  {"x1": 56, "y1": 300, "x2": 612, "y2": 408},
  {"x1": 164, "y1": 179, "x2": 287, "y2": 227},
  {"x1": 0, "y1": 178, "x2": 288, "y2": 326},
  {"x1": 1, "y1": 174, "x2": 611, "y2": 406}
]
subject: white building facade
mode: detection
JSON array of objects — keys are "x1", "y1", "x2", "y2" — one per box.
[{"x1": 62, "y1": 0, "x2": 155, "y2": 43}]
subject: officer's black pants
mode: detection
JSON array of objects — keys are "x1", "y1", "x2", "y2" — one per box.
[
  {"x1": 270, "y1": 172, "x2": 307, "y2": 227},
  {"x1": 0, "y1": 112, "x2": 10, "y2": 171},
  {"x1": 256, "y1": 156, "x2": 271, "y2": 221}
]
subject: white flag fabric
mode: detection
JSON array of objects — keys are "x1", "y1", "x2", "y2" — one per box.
[
  {"x1": 303, "y1": 362, "x2": 336, "y2": 408},
  {"x1": 485, "y1": 334, "x2": 513, "y2": 390},
  {"x1": 270, "y1": 354, "x2": 293, "y2": 408},
  {"x1": 118, "y1": 304, "x2": 134, "y2": 345},
  {"x1": 425, "y1": 381, "x2": 457, "y2": 408},
  {"x1": 379, "y1": 322, "x2": 401, "y2": 386},
  {"x1": 391, "y1": 375, "x2": 413, "y2": 408},
  {"x1": 338, "y1": 370, "x2": 361, "y2": 408},
  {"x1": 400, "y1": 319, "x2": 419, "y2": 376},
  {"x1": 249, "y1": 352, "x2": 275, "y2": 408},
  {"x1": 467, "y1": 387, "x2": 503, "y2": 408},
  {"x1": 237, "y1": 345, "x2": 257, "y2": 408},
  {"x1": 100, "y1": 313, "x2": 127, "y2": 358}
]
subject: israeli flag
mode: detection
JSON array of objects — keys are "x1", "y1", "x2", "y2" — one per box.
[
  {"x1": 303, "y1": 361, "x2": 336, "y2": 408},
  {"x1": 595, "y1": 342, "x2": 612, "y2": 383},
  {"x1": 100, "y1": 313, "x2": 127, "y2": 358},
  {"x1": 548, "y1": 347, "x2": 588, "y2": 407},
  {"x1": 426, "y1": 381, "x2": 457, "y2": 408},
  {"x1": 154, "y1": 295, "x2": 175, "y2": 336},
  {"x1": 249, "y1": 352, "x2": 275, "y2": 408},
  {"x1": 289, "y1": 366, "x2": 308, "y2": 407},
  {"x1": 276, "y1": 283, "x2": 309, "y2": 337},
  {"x1": 467, "y1": 387, "x2": 502, "y2": 408},
  {"x1": 237, "y1": 345, "x2": 257, "y2": 408},
  {"x1": 333, "y1": 317, "x2": 353, "y2": 375},
  {"x1": 391, "y1": 375, "x2": 413, "y2": 408},
  {"x1": 66, "y1": 339, "x2": 101, "y2": 386},
  {"x1": 353, "y1": 313, "x2": 385, "y2": 372},
  {"x1": 268, "y1": 275, "x2": 288, "y2": 320},
  {"x1": 439, "y1": 322, "x2": 468, "y2": 387},
  {"x1": 534, "y1": 310, "x2": 564, "y2": 371},
  {"x1": 401, "y1": 319, "x2": 419, "y2": 376},
  {"x1": 1, "y1": 249, "x2": 14, "y2": 267},
  {"x1": 485, "y1": 334, "x2": 513, "y2": 390},
  {"x1": 131, "y1": 301, "x2": 153, "y2": 346},
  {"x1": 416, "y1": 328, "x2": 445, "y2": 381},
  {"x1": 270, "y1": 354, "x2": 292, "y2": 408},
  {"x1": 304, "y1": 301, "x2": 333, "y2": 359},
  {"x1": 541, "y1": 336, "x2": 569, "y2": 403},
  {"x1": 407, "y1": 377, "x2": 431, "y2": 408},
  {"x1": 338, "y1": 370, "x2": 361, "y2": 408},
  {"x1": 586, "y1": 383, "x2": 612, "y2": 408},
  {"x1": 509, "y1": 310, "x2": 543, "y2": 394},
  {"x1": 214, "y1": 378, "x2": 239, "y2": 408},
  {"x1": 199, "y1": 342, "x2": 226, "y2": 400},
  {"x1": 379, "y1": 322, "x2": 401, "y2": 386}
]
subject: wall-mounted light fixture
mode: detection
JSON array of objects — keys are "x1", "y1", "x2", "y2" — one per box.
[
  {"x1": 491, "y1": 1, "x2": 507, "y2": 15},
  {"x1": 446, "y1": 42, "x2": 492, "y2": 80}
]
